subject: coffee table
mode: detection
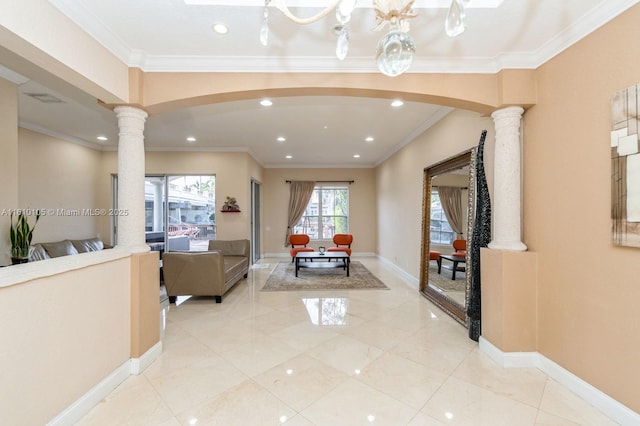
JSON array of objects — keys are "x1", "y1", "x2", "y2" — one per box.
[
  {"x1": 438, "y1": 254, "x2": 466, "y2": 280},
  {"x1": 295, "y1": 252, "x2": 350, "y2": 277}
]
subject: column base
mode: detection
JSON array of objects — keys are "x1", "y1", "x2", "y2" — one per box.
[
  {"x1": 488, "y1": 240, "x2": 528, "y2": 251},
  {"x1": 480, "y1": 248, "x2": 537, "y2": 352}
]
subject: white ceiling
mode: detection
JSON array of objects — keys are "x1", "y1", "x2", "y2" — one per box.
[{"x1": 7, "y1": 0, "x2": 638, "y2": 167}]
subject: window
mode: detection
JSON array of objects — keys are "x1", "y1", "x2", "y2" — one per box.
[
  {"x1": 293, "y1": 186, "x2": 349, "y2": 240},
  {"x1": 430, "y1": 189, "x2": 454, "y2": 245},
  {"x1": 113, "y1": 175, "x2": 215, "y2": 251}
]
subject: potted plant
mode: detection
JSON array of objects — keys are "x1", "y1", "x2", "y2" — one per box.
[{"x1": 9, "y1": 211, "x2": 40, "y2": 264}]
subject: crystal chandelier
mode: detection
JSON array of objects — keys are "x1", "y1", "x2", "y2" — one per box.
[{"x1": 259, "y1": 0, "x2": 471, "y2": 77}]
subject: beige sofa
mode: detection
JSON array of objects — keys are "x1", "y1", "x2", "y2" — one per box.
[
  {"x1": 162, "y1": 239, "x2": 250, "y2": 303},
  {"x1": 29, "y1": 237, "x2": 107, "y2": 261}
]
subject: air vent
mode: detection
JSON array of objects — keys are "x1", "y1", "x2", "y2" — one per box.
[{"x1": 25, "y1": 93, "x2": 65, "y2": 103}]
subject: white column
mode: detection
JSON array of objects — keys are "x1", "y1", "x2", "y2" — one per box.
[
  {"x1": 488, "y1": 106, "x2": 527, "y2": 251},
  {"x1": 115, "y1": 106, "x2": 149, "y2": 253}
]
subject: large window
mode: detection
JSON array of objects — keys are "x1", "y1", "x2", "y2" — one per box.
[
  {"x1": 113, "y1": 175, "x2": 215, "y2": 251},
  {"x1": 293, "y1": 186, "x2": 349, "y2": 240},
  {"x1": 430, "y1": 189, "x2": 454, "y2": 245}
]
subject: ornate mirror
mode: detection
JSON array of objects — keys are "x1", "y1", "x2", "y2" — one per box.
[{"x1": 419, "y1": 149, "x2": 476, "y2": 325}]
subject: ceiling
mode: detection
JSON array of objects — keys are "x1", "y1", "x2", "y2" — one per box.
[{"x1": 6, "y1": 0, "x2": 637, "y2": 167}]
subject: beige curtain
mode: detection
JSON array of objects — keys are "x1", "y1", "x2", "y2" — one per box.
[
  {"x1": 285, "y1": 181, "x2": 316, "y2": 246},
  {"x1": 437, "y1": 186, "x2": 464, "y2": 238}
]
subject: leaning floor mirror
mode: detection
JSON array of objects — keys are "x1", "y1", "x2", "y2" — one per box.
[{"x1": 419, "y1": 149, "x2": 476, "y2": 325}]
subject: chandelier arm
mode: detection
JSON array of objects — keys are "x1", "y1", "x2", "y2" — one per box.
[{"x1": 274, "y1": 0, "x2": 343, "y2": 25}]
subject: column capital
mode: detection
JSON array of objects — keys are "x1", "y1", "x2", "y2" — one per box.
[{"x1": 491, "y1": 105, "x2": 524, "y2": 120}]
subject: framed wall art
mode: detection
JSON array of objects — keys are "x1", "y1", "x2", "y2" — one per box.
[{"x1": 611, "y1": 84, "x2": 640, "y2": 247}]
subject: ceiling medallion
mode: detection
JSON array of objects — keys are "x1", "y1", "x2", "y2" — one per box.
[{"x1": 259, "y1": 0, "x2": 470, "y2": 76}]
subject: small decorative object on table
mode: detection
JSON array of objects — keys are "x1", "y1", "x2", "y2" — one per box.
[
  {"x1": 221, "y1": 196, "x2": 241, "y2": 212},
  {"x1": 318, "y1": 246, "x2": 326, "y2": 255}
]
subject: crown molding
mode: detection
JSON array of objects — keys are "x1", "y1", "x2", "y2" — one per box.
[{"x1": 50, "y1": 0, "x2": 639, "y2": 75}]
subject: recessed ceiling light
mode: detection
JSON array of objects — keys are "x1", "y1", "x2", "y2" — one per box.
[
  {"x1": 212, "y1": 23, "x2": 228, "y2": 34},
  {"x1": 96, "y1": 136, "x2": 108, "y2": 141},
  {"x1": 186, "y1": 137, "x2": 196, "y2": 142},
  {"x1": 365, "y1": 136, "x2": 374, "y2": 142},
  {"x1": 260, "y1": 99, "x2": 272, "y2": 107},
  {"x1": 391, "y1": 100, "x2": 404, "y2": 107},
  {"x1": 285, "y1": 155, "x2": 293, "y2": 159},
  {"x1": 353, "y1": 154, "x2": 361, "y2": 158},
  {"x1": 277, "y1": 136, "x2": 286, "y2": 142}
]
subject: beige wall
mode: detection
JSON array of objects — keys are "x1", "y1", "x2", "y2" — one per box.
[
  {"x1": 376, "y1": 109, "x2": 495, "y2": 276},
  {"x1": 522, "y1": 5, "x2": 640, "y2": 411},
  {"x1": 262, "y1": 168, "x2": 376, "y2": 256},
  {"x1": 0, "y1": 256, "x2": 131, "y2": 425},
  {"x1": 19, "y1": 128, "x2": 104, "y2": 243},
  {"x1": 0, "y1": 78, "x2": 19, "y2": 266}
]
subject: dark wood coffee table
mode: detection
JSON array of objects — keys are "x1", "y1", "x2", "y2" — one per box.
[
  {"x1": 438, "y1": 254, "x2": 466, "y2": 280},
  {"x1": 295, "y1": 252, "x2": 350, "y2": 277}
]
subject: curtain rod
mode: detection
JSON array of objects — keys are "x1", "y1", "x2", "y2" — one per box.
[{"x1": 286, "y1": 180, "x2": 354, "y2": 184}]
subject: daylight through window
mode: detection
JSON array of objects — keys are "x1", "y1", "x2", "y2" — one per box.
[
  {"x1": 293, "y1": 186, "x2": 349, "y2": 240},
  {"x1": 430, "y1": 189, "x2": 454, "y2": 245}
]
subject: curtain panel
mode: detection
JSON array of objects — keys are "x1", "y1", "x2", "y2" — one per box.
[
  {"x1": 437, "y1": 186, "x2": 464, "y2": 237},
  {"x1": 285, "y1": 181, "x2": 316, "y2": 246}
]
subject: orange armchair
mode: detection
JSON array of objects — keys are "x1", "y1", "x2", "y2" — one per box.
[
  {"x1": 452, "y1": 239, "x2": 466, "y2": 257},
  {"x1": 327, "y1": 234, "x2": 353, "y2": 256},
  {"x1": 289, "y1": 234, "x2": 314, "y2": 262}
]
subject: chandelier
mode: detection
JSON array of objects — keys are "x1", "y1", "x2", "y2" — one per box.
[{"x1": 259, "y1": 0, "x2": 470, "y2": 77}]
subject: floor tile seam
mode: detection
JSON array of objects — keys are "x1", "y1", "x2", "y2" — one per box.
[
  {"x1": 346, "y1": 375, "x2": 422, "y2": 419},
  {"x1": 245, "y1": 376, "x2": 304, "y2": 419},
  {"x1": 448, "y1": 355, "x2": 549, "y2": 411},
  {"x1": 137, "y1": 372, "x2": 192, "y2": 418},
  {"x1": 438, "y1": 374, "x2": 545, "y2": 415},
  {"x1": 534, "y1": 378, "x2": 591, "y2": 425},
  {"x1": 350, "y1": 370, "x2": 437, "y2": 413},
  {"x1": 248, "y1": 367, "x2": 350, "y2": 416}
]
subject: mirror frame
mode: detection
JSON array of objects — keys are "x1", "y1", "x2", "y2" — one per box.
[{"x1": 419, "y1": 149, "x2": 476, "y2": 325}]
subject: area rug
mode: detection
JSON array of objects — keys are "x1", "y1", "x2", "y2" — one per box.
[
  {"x1": 428, "y1": 264, "x2": 466, "y2": 292},
  {"x1": 261, "y1": 261, "x2": 389, "y2": 291}
]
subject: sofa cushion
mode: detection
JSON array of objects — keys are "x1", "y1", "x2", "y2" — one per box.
[
  {"x1": 29, "y1": 244, "x2": 51, "y2": 261},
  {"x1": 71, "y1": 237, "x2": 104, "y2": 253},
  {"x1": 41, "y1": 240, "x2": 79, "y2": 258}
]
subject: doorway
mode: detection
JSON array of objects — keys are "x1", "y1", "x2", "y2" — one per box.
[{"x1": 251, "y1": 179, "x2": 262, "y2": 264}]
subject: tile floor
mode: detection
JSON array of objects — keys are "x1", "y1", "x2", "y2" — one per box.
[{"x1": 78, "y1": 257, "x2": 618, "y2": 425}]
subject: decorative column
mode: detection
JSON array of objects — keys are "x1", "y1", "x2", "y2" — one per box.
[
  {"x1": 115, "y1": 106, "x2": 149, "y2": 253},
  {"x1": 488, "y1": 106, "x2": 527, "y2": 251}
]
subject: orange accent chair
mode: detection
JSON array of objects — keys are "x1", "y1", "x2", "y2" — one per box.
[
  {"x1": 289, "y1": 234, "x2": 314, "y2": 262},
  {"x1": 452, "y1": 239, "x2": 467, "y2": 257},
  {"x1": 429, "y1": 250, "x2": 442, "y2": 269},
  {"x1": 327, "y1": 234, "x2": 353, "y2": 256}
]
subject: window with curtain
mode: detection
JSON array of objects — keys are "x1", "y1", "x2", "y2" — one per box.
[
  {"x1": 430, "y1": 189, "x2": 454, "y2": 245},
  {"x1": 292, "y1": 186, "x2": 349, "y2": 240}
]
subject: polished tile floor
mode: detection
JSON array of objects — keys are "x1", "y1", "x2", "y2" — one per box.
[{"x1": 79, "y1": 257, "x2": 617, "y2": 425}]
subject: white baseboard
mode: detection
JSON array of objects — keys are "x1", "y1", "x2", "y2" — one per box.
[
  {"x1": 48, "y1": 342, "x2": 163, "y2": 425},
  {"x1": 479, "y1": 337, "x2": 640, "y2": 425},
  {"x1": 47, "y1": 361, "x2": 131, "y2": 426},
  {"x1": 376, "y1": 255, "x2": 419, "y2": 289},
  {"x1": 130, "y1": 341, "x2": 163, "y2": 375}
]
